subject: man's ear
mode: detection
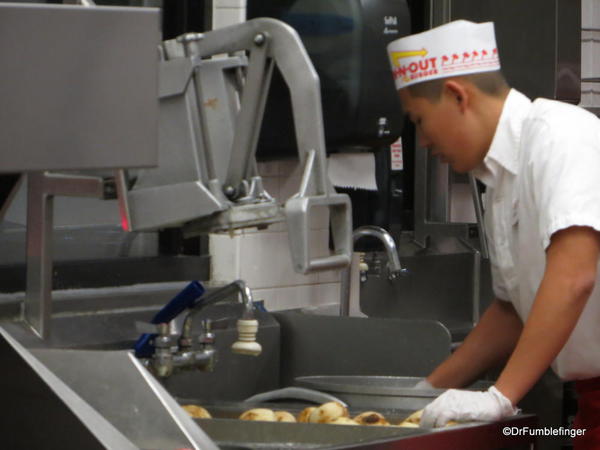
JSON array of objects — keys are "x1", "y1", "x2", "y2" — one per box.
[{"x1": 443, "y1": 80, "x2": 469, "y2": 113}]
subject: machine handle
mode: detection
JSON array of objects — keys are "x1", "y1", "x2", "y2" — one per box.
[
  {"x1": 285, "y1": 194, "x2": 352, "y2": 274},
  {"x1": 305, "y1": 255, "x2": 351, "y2": 272}
]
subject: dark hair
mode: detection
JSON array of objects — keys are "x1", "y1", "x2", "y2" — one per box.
[{"x1": 406, "y1": 71, "x2": 509, "y2": 102}]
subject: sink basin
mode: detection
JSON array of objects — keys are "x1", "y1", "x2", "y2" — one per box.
[
  {"x1": 176, "y1": 399, "x2": 426, "y2": 449},
  {"x1": 174, "y1": 398, "x2": 536, "y2": 450}
]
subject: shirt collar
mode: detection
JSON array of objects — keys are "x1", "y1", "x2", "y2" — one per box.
[{"x1": 472, "y1": 89, "x2": 532, "y2": 188}]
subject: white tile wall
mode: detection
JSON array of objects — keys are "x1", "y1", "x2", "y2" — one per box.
[
  {"x1": 213, "y1": 8, "x2": 246, "y2": 30},
  {"x1": 209, "y1": 160, "x2": 342, "y2": 312},
  {"x1": 209, "y1": 232, "x2": 242, "y2": 281},
  {"x1": 212, "y1": 0, "x2": 247, "y2": 30},
  {"x1": 215, "y1": 0, "x2": 247, "y2": 7},
  {"x1": 251, "y1": 282, "x2": 340, "y2": 312},
  {"x1": 581, "y1": 0, "x2": 600, "y2": 107},
  {"x1": 583, "y1": 0, "x2": 600, "y2": 29}
]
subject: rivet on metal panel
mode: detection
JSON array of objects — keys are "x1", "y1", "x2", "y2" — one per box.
[{"x1": 253, "y1": 33, "x2": 266, "y2": 46}]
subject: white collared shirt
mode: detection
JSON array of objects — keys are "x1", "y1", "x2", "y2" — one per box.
[{"x1": 473, "y1": 89, "x2": 600, "y2": 380}]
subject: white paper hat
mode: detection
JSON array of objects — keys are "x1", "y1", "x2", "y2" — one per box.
[{"x1": 387, "y1": 20, "x2": 500, "y2": 90}]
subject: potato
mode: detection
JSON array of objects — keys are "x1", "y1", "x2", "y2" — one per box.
[
  {"x1": 274, "y1": 410, "x2": 296, "y2": 423},
  {"x1": 353, "y1": 411, "x2": 390, "y2": 426},
  {"x1": 401, "y1": 409, "x2": 423, "y2": 425},
  {"x1": 328, "y1": 417, "x2": 359, "y2": 426},
  {"x1": 239, "y1": 408, "x2": 276, "y2": 421},
  {"x1": 309, "y1": 402, "x2": 349, "y2": 424},
  {"x1": 397, "y1": 420, "x2": 420, "y2": 428},
  {"x1": 181, "y1": 404, "x2": 212, "y2": 419},
  {"x1": 297, "y1": 406, "x2": 317, "y2": 423},
  {"x1": 397, "y1": 409, "x2": 458, "y2": 427}
]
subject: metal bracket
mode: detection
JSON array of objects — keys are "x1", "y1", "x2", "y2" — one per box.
[{"x1": 25, "y1": 172, "x2": 104, "y2": 339}]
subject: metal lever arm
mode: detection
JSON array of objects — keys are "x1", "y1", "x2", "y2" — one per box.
[
  {"x1": 194, "y1": 18, "x2": 329, "y2": 196},
  {"x1": 196, "y1": 19, "x2": 352, "y2": 274}
]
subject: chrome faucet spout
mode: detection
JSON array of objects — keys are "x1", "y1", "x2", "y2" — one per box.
[
  {"x1": 182, "y1": 280, "x2": 255, "y2": 336},
  {"x1": 352, "y1": 226, "x2": 405, "y2": 276},
  {"x1": 182, "y1": 279, "x2": 262, "y2": 358},
  {"x1": 340, "y1": 226, "x2": 406, "y2": 316}
]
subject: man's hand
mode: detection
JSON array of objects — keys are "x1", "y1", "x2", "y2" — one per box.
[{"x1": 420, "y1": 386, "x2": 519, "y2": 428}]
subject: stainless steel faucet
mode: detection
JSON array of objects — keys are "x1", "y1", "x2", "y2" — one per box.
[
  {"x1": 150, "y1": 280, "x2": 262, "y2": 377},
  {"x1": 339, "y1": 226, "x2": 407, "y2": 316}
]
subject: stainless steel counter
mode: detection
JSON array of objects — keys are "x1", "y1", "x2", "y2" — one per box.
[{"x1": 0, "y1": 294, "x2": 538, "y2": 449}]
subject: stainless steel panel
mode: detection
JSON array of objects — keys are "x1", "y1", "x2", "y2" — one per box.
[
  {"x1": 446, "y1": 0, "x2": 581, "y2": 102},
  {"x1": 360, "y1": 251, "x2": 476, "y2": 332},
  {"x1": 273, "y1": 312, "x2": 452, "y2": 387},
  {"x1": 0, "y1": 4, "x2": 160, "y2": 172},
  {"x1": 32, "y1": 348, "x2": 217, "y2": 450},
  {"x1": 24, "y1": 173, "x2": 54, "y2": 338},
  {"x1": 0, "y1": 327, "x2": 136, "y2": 450},
  {"x1": 3, "y1": 302, "x2": 282, "y2": 403}
]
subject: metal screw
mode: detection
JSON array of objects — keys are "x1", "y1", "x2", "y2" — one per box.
[
  {"x1": 224, "y1": 185, "x2": 236, "y2": 198},
  {"x1": 254, "y1": 33, "x2": 265, "y2": 46},
  {"x1": 177, "y1": 32, "x2": 204, "y2": 44}
]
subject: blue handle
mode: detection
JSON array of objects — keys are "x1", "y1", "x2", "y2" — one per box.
[
  {"x1": 134, "y1": 281, "x2": 205, "y2": 358},
  {"x1": 151, "y1": 281, "x2": 205, "y2": 324}
]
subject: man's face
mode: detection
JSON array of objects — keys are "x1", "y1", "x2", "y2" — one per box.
[{"x1": 399, "y1": 86, "x2": 483, "y2": 173}]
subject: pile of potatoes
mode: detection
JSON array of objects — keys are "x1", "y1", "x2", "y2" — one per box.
[{"x1": 182, "y1": 401, "x2": 444, "y2": 428}]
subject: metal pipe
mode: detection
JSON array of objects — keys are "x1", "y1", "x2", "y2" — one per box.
[
  {"x1": 469, "y1": 174, "x2": 489, "y2": 259},
  {"x1": 459, "y1": 238, "x2": 482, "y2": 326},
  {"x1": 182, "y1": 280, "x2": 255, "y2": 336},
  {"x1": 352, "y1": 226, "x2": 404, "y2": 275}
]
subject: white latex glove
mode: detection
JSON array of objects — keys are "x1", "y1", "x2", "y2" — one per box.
[
  {"x1": 420, "y1": 386, "x2": 520, "y2": 428},
  {"x1": 414, "y1": 379, "x2": 434, "y2": 390}
]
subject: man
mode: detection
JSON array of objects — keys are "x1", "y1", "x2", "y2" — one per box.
[{"x1": 387, "y1": 20, "x2": 600, "y2": 449}]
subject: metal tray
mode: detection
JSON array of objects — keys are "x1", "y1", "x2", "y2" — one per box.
[{"x1": 294, "y1": 376, "x2": 491, "y2": 410}]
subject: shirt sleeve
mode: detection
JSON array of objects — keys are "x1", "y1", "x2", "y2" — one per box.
[
  {"x1": 525, "y1": 112, "x2": 600, "y2": 250},
  {"x1": 490, "y1": 259, "x2": 510, "y2": 301}
]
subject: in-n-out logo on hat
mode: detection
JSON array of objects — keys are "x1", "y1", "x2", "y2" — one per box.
[{"x1": 387, "y1": 20, "x2": 500, "y2": 90}]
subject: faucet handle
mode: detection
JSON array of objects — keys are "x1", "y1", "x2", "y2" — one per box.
[
  {"x1": 231, "y1": 319, "x2": 262, "y2": 356},
  {"x1": 388, "y1": 267, "x2": 410, "y2": 280}
]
